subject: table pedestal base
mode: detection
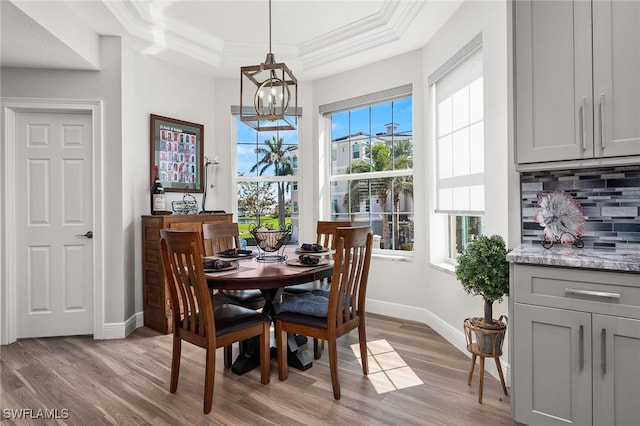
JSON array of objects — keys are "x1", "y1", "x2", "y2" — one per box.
[
  {"x1": 231, "y1": 287, "x2": 313, "y2": 375},
  {"x1": 231, "y1": 333, "x2": 312, "y2": 375}
]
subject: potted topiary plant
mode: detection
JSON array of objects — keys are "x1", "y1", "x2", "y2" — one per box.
[{"x1": 456, "y1": 234, "x2": 510, "y2": 354}]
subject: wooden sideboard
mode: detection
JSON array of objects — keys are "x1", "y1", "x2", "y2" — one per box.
[{"x1": 142, "y1": 213, "x2": 232, "y2": 334}]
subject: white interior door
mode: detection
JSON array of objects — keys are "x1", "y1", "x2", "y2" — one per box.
[{"x1": 15, "y1": 111, "x2": 94, "y2": 338}]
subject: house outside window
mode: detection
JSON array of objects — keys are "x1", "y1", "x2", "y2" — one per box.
[
  {"x1": 322, "y1": 89, "x2": 414, "y2": 252},
  {"x1": 235, "y1": 115, "x2": 299, "y2": 243},
  {"x1": 431, "y1": 39, "x2": 484, "y2": 259}
]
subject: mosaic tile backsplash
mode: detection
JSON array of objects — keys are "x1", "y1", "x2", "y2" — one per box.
[{"x1": 520, "y1": 165, "x2": 640, "y2": 249}]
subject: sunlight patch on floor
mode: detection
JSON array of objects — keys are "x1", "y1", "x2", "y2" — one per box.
[{"x1": 351, "y1": 339, "x2": 423, "y2": 394}]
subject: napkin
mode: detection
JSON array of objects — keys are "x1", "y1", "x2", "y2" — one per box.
[
  {"x1": 203, "y1": 259, "x2": 231, "y2": 270},
  {"x1": 299, "y1": 255, "x2": 320, "y2": 265},
  {"x1": 300, "y1": 243, "x2": 324, "y2": 252},
  {"x1": 219, "y1": 248, "x2": 253, "y2": 256}
]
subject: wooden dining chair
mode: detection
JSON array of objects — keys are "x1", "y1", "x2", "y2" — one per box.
[
  {"x1": 201, "y1": 222, "x2": 265, "y2": 311},
  {"x1": 283, "y1": 220, "x2": 352, "y2": 358},
  {"x1": 159, "y1": 229, "x2": 270, "y2": 414},
  {"x1": 276, "y1": 225, "x2": 373, "y2": 400}
]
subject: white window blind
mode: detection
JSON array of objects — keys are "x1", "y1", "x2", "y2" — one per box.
[{"x1": 432, "y1": 44, "x2": 484, "y2": 214}]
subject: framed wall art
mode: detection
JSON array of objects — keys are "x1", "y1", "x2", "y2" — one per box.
[{"x1": 150, "y1": 114, "x2": 204, "y2": 193}]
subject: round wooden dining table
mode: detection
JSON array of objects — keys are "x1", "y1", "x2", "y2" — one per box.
[{"x1": 205, "y1": 252, "x2": 333, "y2": 375}]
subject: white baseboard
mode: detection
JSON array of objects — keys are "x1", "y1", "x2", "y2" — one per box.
[
  {"x1": 129, "y1": 302, "x2": 511, "y2": 384},
  {"x1": 101, "y1": 312, "x2": 144, "y2": 340},
  {"x1": 367, "y1": 298, "x2": 510, "y2": 385}
]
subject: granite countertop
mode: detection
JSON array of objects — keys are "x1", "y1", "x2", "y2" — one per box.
[{"x1": 506, "y1": 243, "x2": 640, "y2": 273}]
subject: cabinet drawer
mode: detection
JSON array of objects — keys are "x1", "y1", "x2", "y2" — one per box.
[{"x1": 513, "y1": 265, "x2": 640, "y2": 319}]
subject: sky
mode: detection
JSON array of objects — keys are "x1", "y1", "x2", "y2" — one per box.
[{"x1": 236, "y1": 96, "x2": 412, "y2": 176}]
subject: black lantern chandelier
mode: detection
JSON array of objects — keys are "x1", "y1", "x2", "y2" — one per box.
[{"x1": 240, "y1": 0, "x2": 297, "y2": 131}]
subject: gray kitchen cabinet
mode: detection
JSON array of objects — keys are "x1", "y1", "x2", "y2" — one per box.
[
  {"x1": 514, "y1": 0, "x2": 640, "y2": 165},
  {"x1": 511, "y1": 264, "x2": 640, "y2": 426},
  {"x1": 592, "y1": 314, "x2": 640, "y2": 426}
]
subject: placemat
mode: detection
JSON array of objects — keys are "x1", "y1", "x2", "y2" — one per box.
[{"x1": 205, "y1": 265, "x2": 255, "y2": 278}]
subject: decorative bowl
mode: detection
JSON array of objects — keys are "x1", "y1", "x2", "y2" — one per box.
[{"x1": 249, "y1": 226, "x2": 290, "y2": 262}]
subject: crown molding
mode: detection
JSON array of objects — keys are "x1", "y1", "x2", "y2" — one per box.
[
  {"x1": 104, "y1": 0, "x2": 224, "y2": 67},
  {"x1": 101, "y1": 0, "x2": 425, "y2": 77},
  {"x1": 298, "y1": 0, "x2": 425, "y2": 69}
]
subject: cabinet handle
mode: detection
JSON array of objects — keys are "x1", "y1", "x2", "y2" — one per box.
[
  {"x1": 601, "y1": 328, "x2": 607, "y2": 375},
  {"x1": 599, "y1": 93, "x2": 606, "y2": 150},
  {"x1": 580, "y1": 96, "x2": 587, "y2": 151},
  {"x1": 565, "y1": 288, "x2": 621, "y2": 299},
  {"x1": 579, "y1": 324, "x2": 584, "y2": 370}
]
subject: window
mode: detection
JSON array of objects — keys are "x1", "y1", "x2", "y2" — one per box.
[
  {"x1": 322, "y1": 88, "x2": 414, "y2": 252},
  {"x1": 431, "y1": 36, "x2": 484, "y2": 259},
  {"x1": 235, "y1": 115, "x2": 299, "y2": 243}
]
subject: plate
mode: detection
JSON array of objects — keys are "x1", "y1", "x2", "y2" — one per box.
[
  {"x1": 215, "y1": 251, "x2": 256, "y2": 259},
  {"x1": 204, "y1": 263, "x2": 238, "y2": 273},
  {"x1": 285, "y1": 258, "x2": 330, "y2": 267},
  {"x1": 294, "y1": 248, "x2": 334, "y2": 255}
]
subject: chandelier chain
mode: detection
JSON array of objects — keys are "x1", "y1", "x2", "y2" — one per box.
[{"x1": 268, "y1": 0, "x2": 272, "y2": 54}]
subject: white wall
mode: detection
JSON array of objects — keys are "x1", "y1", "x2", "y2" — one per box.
[
  {"x1": 1, "y1": 36, "x2": 125, "y2": 324},
  {"x1": 1, "y1": 36, "x2": 220, "y2": 329},
  {"x1": 127, "y1": 49, "x2": 217, "y2": 315},
  {"x1": 312, "y1": 48, "x2": 429, "y2": 315},
  {"x1": 422, "y1": 0, "x2": 513, "y2": 359},
  {"x1": 309, "y1": 1, "x2": 512, "y2": 368}
]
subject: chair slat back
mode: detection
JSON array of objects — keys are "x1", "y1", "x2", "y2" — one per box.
[
  {"x1": 328, "y1": 226, "x2": 372, "y2": 328},
  {"x1": 160, "y1": 230, "x2": 214, "y2": 339},
  {"x1": 316, "y1": 221, "x2": 352, "y2": 250},
  {"x1": 201, "y1": 222, "x2": 241, "y2": 256}
]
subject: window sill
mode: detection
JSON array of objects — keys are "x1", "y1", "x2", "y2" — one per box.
[
  {"x1": 371, "y1": 251, "x2": 413, "y2": 262},
  {"x1": 430, "y1": 261, "x2": 456, "y2": 275}
]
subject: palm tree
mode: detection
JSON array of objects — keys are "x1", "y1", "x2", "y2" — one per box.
[
  {"x1": 391, "y1": 141, "x2": 414, "y2": 248},
  {"x1": 250, "y1": 135, "x2": 295, "y2": 229},
  {"x1": 343, "y1": 143, "x2": 394, "y2": 248},
  {"x1": 343, "y1": 139, "x2": 414, "y2": 249}
]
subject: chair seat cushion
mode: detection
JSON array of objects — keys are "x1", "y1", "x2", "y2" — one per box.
[
  {"x1": 283, "y1": 281, "x2": 331, "y2": 295},
  {"x1": 216, "y1": 289, "x2": 264, "y2": 304},
  {"x1": 213, "y1": 303, "x2": 269, "y2": 336},
  {"x1": 275, "y1": 292, "x2": 329, "y2": 318},
  {"x1": 277, "y1": 311, "x2": 328, "y2": 329}
]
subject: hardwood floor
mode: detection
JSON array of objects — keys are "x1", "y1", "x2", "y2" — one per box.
[{"x1": 1, "y1": 314, "x2": 512, "y2": 425}]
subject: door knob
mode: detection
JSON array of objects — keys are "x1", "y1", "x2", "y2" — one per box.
[{"x1": 76, "y1": 231, "x2": 93, "y2": 239}]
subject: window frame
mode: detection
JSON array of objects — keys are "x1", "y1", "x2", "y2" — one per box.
[
  {"x1": 321, "y1": 88, "x2": 414, "y2": 256},
  {"x1": 232, "y1": 114, "x2": 301, "y2": 242},
  {"x1": 429, "y1": 34, "x2": 485, "y2": 264}
]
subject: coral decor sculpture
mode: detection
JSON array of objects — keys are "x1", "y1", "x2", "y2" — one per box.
[{"x1": 534, "y1": 189, "x2": 585, "y2": 248}]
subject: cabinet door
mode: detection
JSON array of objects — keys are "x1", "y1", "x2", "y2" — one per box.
[
  {"x1": 592, "y1": 315, "x2": 640, "y2": 426},
  {"x1": 592, "y1": 0, "x2": 640, "y2": 158},
  {"x1": 514, "y1": 303, "x2": 592, "y2": 426},
  {"x1": 515, "y1": 0, "x2": 593, "y2": 163}
]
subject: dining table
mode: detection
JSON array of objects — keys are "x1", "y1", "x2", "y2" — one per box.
[{"x1": 204, "y1": 248, "x2": 333, "y2": 375}]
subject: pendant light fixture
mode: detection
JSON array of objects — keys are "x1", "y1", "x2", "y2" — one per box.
[{"x1": 240, "y1": 0, "x2": 297, "y2": 131}]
